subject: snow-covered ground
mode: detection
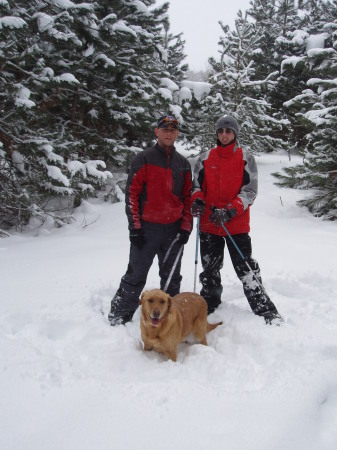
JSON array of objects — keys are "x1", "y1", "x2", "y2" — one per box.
[{"x1": 1, "y1": 150, "x2": 337, "y2": 450}]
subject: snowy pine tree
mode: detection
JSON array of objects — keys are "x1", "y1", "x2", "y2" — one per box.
[
  {"x1": 273, "y1": 1, "x2": 337, "y2": 219},
  {"x1": 1, "y1": 0, "x2": 114, "y2": 229},
  {"x1": 247, "y1": 0, "x2": 292, "y2": 151},
  {"x1": 0, "y1": 0, "x2": 176, "y2": 229},
  {"x1": 202, "y1": 11, "x2": 288, "y2": 154},
  {"x1": 163, "y1": 27, "x2": 189, "y2": 84}
]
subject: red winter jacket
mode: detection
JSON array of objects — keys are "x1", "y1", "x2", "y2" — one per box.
[
  {"x1": 191, "y1": 142, "x2": 258, "y2": 236},
  {"x1": 125, "y1": 143, "x2": 193, "y2": 233}
]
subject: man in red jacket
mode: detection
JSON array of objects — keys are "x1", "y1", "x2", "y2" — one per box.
[
  {"x1": 190, "y1": 115, "x2": 282, "y2": 324},
  {"x1": 109, "y1": 115, "x2": 193, "y2": 326}
]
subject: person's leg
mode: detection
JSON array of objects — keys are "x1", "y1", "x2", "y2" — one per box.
[
  {"x1": 226, "y1": 234, "x2": 280, "y2": 321},
  {"x1": 109, "y1": 225, "x2": 159, "y2": 325},
  {"x1": 158, "y1": 224, "x2": 182, "y2": 296},
  {"x1": 199, "y1": 232, "x2": 225, "y2": 314}
]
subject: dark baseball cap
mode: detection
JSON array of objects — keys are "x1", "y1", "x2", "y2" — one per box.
[{"x1": 157, "y1": 115, "x2": 179, "y2": 129}]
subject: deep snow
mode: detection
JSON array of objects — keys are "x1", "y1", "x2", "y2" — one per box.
[{"x1": 1, "y1": 150, "x2": 337, "y2": 450}]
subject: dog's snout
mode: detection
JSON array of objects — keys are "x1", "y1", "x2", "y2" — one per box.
[{"x1": 152, "y1": 309, "x2": 160, "y2": 319}]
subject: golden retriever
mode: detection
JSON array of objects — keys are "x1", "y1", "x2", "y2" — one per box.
[{"x1": 139, "y1": 289, "x2": 222, "y2": 362}]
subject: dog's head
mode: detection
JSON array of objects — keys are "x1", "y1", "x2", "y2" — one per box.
[{"x1": 139, "y1": 289, "x2": 171, "y2": 327}]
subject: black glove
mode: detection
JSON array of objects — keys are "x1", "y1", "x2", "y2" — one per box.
[
  {"x1": 129, "y1": 228, "x2": 145, "y2": 249},
  {"x1": 191, "y1": 198, "x2": 206, "y2": 217},
  {"x1": 209, "y1": 205, "x2": 237, "y2": 226},
  {"x1": 177, "y1": 230, "x2": 190, "y2": 245}
]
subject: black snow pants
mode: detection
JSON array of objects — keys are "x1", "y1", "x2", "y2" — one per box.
[
  {"x1": 109, "y1": 220, "x2": 184, "y2": 324},
  {"x1": 199, "y1": 232, "x2": 278, "y2": 317}
]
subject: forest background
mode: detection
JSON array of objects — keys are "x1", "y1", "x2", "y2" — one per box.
[{"x1": 1, "y1": 0, "x2": 336, "y2": 233}]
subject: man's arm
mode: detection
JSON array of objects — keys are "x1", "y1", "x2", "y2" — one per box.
[{"x1": 125, "y1": 154, "x2": 146, "y2": 230}]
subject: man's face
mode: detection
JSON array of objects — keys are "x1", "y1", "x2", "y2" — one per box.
[
  {"x1": 217, "y1": 128, "x2": 235, "y2": 146},
  {"x1": 155, "y1": 126, "x2": 179, "y2": 147}
]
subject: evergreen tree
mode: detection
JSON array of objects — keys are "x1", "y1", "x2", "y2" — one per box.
[
  {"x1": 1, "y1": 0, "x2": 111, "y2": 229},
  {"x1": 247, "y1": 0, "x2": 279, "y2": 80},
  {"x1": 271, "y1": 0, "x2": 330, "y2": 149},
  {"x1": 276, "y1": 0, "x2": 298, "y2": 37},
  {"x1": 178, "y1": 79, "x2": 213, "y2": 153},
  {"x1": 163, "y1": 27, "x2": 189, "y2": 84},
  {"x1": 247, "y1": 0, "x2": 292, "y2": 150},
  {"x1": 0, "y1": 0, "x2": 174, "y2": 229},
  {"x1": 87, "y1": 0, "x2": 173, "y2": 158},
  {"x1": 160, "y1": 24, "x2": 190, "y2": 129},
  {"x1": 297, "y1": 0, "x2": 330, "y2": 33},
  {"x1": 273, "y1": 3, "x2": 337, "y2": 219},
  {"x1": 190, "y1": 11, "x2": 288, "y2": 154}
]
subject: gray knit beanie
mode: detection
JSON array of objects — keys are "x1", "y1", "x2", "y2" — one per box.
[{"x1": 215, "y1": 115, "x2": 239, "y2": 137}]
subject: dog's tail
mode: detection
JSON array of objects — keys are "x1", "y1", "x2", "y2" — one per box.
[{"x1": 206, "y1": 321, "x2": 222, "y2": 333}]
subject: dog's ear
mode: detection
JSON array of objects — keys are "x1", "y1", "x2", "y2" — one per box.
[
  {"x1": 139, "y1": 291, "x2": 146, "y2": 305},
  {"x1": 167, "y1": 295, "x2": 172, "y2": 312}
]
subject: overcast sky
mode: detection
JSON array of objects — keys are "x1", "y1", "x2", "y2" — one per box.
[{"x1": 165, "y1": 0, "x2": 253, "y2": 71}]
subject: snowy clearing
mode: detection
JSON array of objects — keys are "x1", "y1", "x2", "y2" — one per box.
[{"x1": 1, "y1": 151, "x2": 337, "y2": 450}]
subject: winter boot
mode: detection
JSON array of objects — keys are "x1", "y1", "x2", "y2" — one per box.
[
  {"x1": 108, "y1": 287, "x2": 134, "y2": 326},
  {"x1": 200, "y1": 287, "x2": 222, "y2": 315},
  {"x1": 262, "y1": 310, "x2": 284, "y2": 326},
  {"x1": 206, "y1": 299, "x2": 222, "y2": 315},
  {"x1": 236, "y1": 261, "x2": 283, "y2": 325}
]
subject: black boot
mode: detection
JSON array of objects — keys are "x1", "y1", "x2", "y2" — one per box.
[
  {"x1": 245, "y1": 290, "x2": 283, "y2": 325},
  {"x1": 108, "y1": 288, "x2": 134, "y2": 326},
  {"x1": 200, "y1": 287, "x2": 222, "y2": 315},
  {"x1": 206, "y1": 299, "x2": 222, "y2": 315},
  {"x1": 236, "y1": 260, "x2": 283, "y2": 325},
  {"x1": 262, "y1": 310, "x2": 284, "y2": 326}
]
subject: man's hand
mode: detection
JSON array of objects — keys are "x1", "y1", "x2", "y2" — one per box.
[
  {"x1": 129, "y1": 229, "x2": 145, "y2": 249},
  {"x1": 209, "y1": 205, "x2": 237, "y2": 226},
  {"x1": 177, "y1": 230, "x2": 190, "y2": 245},
  {"x1": 191, "y1": 198, "x2": 206, "y2": 217}
]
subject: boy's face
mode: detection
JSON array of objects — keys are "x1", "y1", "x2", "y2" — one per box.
[
  {"x1": 217, "y1": 128, "x2": 235, "y2": 145},
  {"x1": 155, "y1": 126, "x2": 179, "y2": 147}
]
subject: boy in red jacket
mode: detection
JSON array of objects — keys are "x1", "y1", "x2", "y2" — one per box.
[{"x1": 190, "y1": 115, "x2": 282, "y2": 324}]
